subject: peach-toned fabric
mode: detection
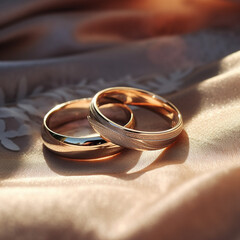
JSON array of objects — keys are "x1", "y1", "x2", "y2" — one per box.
[{"x1": 0, "y1": 1, "x2": 240, "y2": 239}]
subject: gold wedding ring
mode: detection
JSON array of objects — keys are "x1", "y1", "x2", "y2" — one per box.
[
  {"x1": 42, "y1": 98, "x2": 134, "y2": 159},
  {"x1": 88, "y1": 87, "x2": 183, "y2": 151}
]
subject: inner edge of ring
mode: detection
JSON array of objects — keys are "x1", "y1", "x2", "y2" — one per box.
[{"x1": 91, "y1": 87, "x2": 183, "y2": 138}]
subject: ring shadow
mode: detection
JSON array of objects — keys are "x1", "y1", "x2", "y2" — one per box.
[
  {"x1": 114, "y1": 129, "x2": 189, "y2": 180},
  {"x1": 43, "y1": 146, "x2": 142, "y2": 176},
  {"x1": 44, "y1": 130, "x2": 189, "y2": 178}
]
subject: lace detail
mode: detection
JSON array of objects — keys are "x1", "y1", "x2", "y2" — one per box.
[
  {"x1": 0, "y1": 68, "x2": 192, "y2": 151},
  {"x1": 0, "y1": 119, "x2": 30, "y2": 151}
]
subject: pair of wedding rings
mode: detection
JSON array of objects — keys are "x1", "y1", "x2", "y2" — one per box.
[{"x1": 42, "y1": 87, "x2": 183, "y2": 160}]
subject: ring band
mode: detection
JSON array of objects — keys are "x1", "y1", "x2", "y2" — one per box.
[
  {"x1": 88, "y1": 87, "x2": 183, "y2": 151},
  {"x1": 41, "y1": 98, "x2": 135, "y2": 159}
]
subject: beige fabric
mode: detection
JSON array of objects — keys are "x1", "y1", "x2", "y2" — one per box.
[{"x1": 0, "y1": 1, "x2": 240, "y2": 239}]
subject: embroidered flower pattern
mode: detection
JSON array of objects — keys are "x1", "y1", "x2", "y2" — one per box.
[{"x1": 0, "y1": 119, "x2": 30, "y2": 151}]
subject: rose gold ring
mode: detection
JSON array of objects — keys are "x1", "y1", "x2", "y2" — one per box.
[
  {"x1": 88, "y1": 87, "x2": 183, "y2": 151},
  {"x1": 41, "y1": 98, "x2": 134, "y2": 159}
]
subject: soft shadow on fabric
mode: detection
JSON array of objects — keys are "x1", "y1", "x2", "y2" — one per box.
[
  {"x1": 43, "y1": 130, "x2": 188, "y2": 177},
  {"x1": 0, "y1": 135, "x2": 31, "y2": 180},
  {"x1": 182, "y1": 60, "x2": 222, "y2": 87},
  {"x1": 169, "y1": 88, "x2": 201, "y2": 125},
  {"x1": 43, "y1": 147, "x2": 142, "y2": 176},
  {"x1": 114, "y1": 130, "x2": 189, "y2": 180}
]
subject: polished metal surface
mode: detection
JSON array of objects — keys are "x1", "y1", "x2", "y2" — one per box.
[
  {"x1": 89, "y1": 87, "x2": 183, "y2": 150},
  {"x1": 42, "y1": 98, "x2": 134, "y2": 159}
]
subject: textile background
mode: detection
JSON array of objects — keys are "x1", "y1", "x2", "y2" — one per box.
[{"x1": 0, "y1": 1, "x2": 240, "y2": 239}]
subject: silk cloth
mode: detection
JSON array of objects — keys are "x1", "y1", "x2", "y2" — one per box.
[{"x1": 0, "y1": 1, "x2": 240, "y2": 239}]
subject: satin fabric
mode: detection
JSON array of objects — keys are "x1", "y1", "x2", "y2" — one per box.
[{"x1": 0, "y1": 1, "x2": 240, "y2": 239}]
